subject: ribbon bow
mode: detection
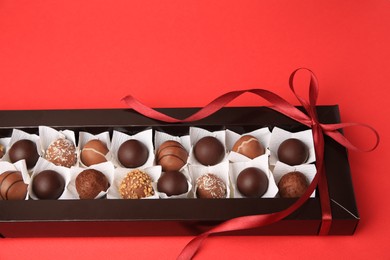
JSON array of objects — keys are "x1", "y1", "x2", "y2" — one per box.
[{"x1": 122, "y1": 68, "x2": 379, "y2": 260}]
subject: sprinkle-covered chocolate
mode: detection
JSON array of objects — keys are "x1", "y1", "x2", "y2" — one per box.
[
  {"x1": 45, "y1": 138, "x2": 77, "y2": 168},
  {"x1": 119, "y1": 169, "x2": 154, "y2": 199},
  {"x1": 196, "y1": 173, "x2": 227, "y2": 199}
]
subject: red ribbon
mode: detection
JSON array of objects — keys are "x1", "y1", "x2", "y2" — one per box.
[{"x1": 122, "y1": 68, "x2": 379, "y2": 260}]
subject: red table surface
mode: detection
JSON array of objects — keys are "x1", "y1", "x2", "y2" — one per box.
[{"x1": 0, "y1": 1, "x2": 389, "y2": 259}]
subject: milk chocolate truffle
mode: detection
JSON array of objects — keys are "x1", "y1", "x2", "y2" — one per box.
[
  {"x1": 237, "y1": 167, "x2": 268, "y2": 198},
  {"x1": 32, "y1": 170, "x2": 65, "y2": 200},
  {"x1": 0, "y1": 144, "x2": 5, "y2": 158},
  {"x1": 45, "y1": 138, "x2": 77, "y2": 168},
  {"x1": 118, "y1": 140, "x2": 149, "y2": 168},
  {"x1": 9, "y1": 139, "x2": 39, "y2": 169},
  {"x1": 194, "y1": 136, "x2": 225, "y2": 166},
  {"x1": 0, "y1": 171, "x2": 27, "y2": 200},
  {"x1": 196, "y1": 173, "x2": 227, "y2": 199},
  {"x1": 278, "y1": 171, "x2": 309, "y2": 198},
  {"x1": 156, "y1": 140, "x2": 188, "y2": 171},
  {"x1": 81, "y1": 139, "x2": 109, "y2": 166},
  {"x1": 157, "y1": 171, "x2": 188, "y2": 196},
  {"x1": 119, "y1": 169, "x2": 154, "y2": 199},
  {"x1": 277, "y1": 138, "x2": 309, "y2": 166},
  {"x1": 232, "y1": 135, "x2": 265, "y2": 159},
  {"x1": 76, "y1": 169, "x2": 109, "y2": 199}
]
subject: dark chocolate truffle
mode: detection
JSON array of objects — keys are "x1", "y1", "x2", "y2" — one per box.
[
  {"x1": 119, "y1": 169, "x2": 154, "y2": 199},
  {"x1": 278, "y1": 171, "x2": 309, "y2": 198},
  {"x1": 9, "y1": 139, "x2": 39, "y2": 169},
  {"x1": 45, "y1": 138, "x2": 77, "y2": 168},
  {"x1": 277, "y1": 138, "x2": 309, "y2": 166},
  {"x1": 75, "y1": 169, "x2": 109, "y2": 199},
  {"x1": 232, "y1": 135, "x2": 265, "y2": 159},
  {"x1": 118, "y1": 139, "x2": 149, "y2": 168},
  {"x1": 193, "y1": 136, "x2": 225, "y2": 166},
  {"x1": 32, "y1": 170, "x2": 65, "y2": 200},
  {"x1": 237, "y1": 167, "x2": 268, "y2": 198},
  {"x1": 156, "y1": 140, "x2": 188, "y2": 171},
  {"x1": 0, "y1": 171, "x2": 27, "y2": 200},
  {"x1": 81, "y1": 139, "x2": 109, "y2": 166},
  {"x1": 196, "y1": 173, "x2": 227, "y2": 199},
  {"x1": 0, "y1": 144, "x2": 5, "y2": 158},
  {"x1": 157, "y1": 171, "x2": 188, "y2": 196}
]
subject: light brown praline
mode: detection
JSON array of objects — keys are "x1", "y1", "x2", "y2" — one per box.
[{"x1": 232, "y1": 135, "x2": 265, "y2": 159}]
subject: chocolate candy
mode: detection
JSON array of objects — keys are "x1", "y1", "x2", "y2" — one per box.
[
  {"x1": 237, "y1": 167, "x2": 268, "y2": 198},
  {"x1": 0, "y1": 171, "x2": 27, "y2": 200},
  {"x1": 32, "y1": 170, "x2": 65, "y2": 200},
  {"x1": 45, "y1": 138, "x2": 77, "y2": 168},
  {"x1": 75, "y1": 169, "x2": 109, "y2": 199},
  {"x1": 157, "y1": 171, "x2": 188, "y2": 196},
  {"x1": 81, "y1": 139, "x2": 109, "y2": 166},
  {"x1": 196, "y1": 173, "x2": 227, "y2": 199},
  {"x1": 278, "y1": 171, "x2": 309, "y2": 198},
  {"x1": 118, "y1": 140, "x2": 149, "y2": 168},
  {"x1": 232, "y1": 135, "x2": 265, "y2": 159},
  {"x1": 9, "y1": 139, "x2": 39, "y2": 169},
  {"x1": 0, "y1": 144, "x2": 5, "y2": 158},
  {"x1": 194, "y1": 136, "x2": 225, "y2": 166},
  {"x1": 277, "y1": 138, "x2": 309, "y2": 166},
  {"x1": 156, "y1": 140, "x2": 188, "y2": 171},
  {"x1": 120, "y1": 169, "x2": 154, "y2": 199}
]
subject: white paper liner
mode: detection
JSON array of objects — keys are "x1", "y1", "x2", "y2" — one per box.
[
  {"x1": 0, "y1": 160, "x2": 30, "y2": 200},
  {"x1": 272, "y1": 161, "x2": 316, "y2": 198},
  {"x1": 78, "y1": 131, "x2": 112, "y2": 167},
  {"x1": 67, "y1": 161, "x2": 115, "y2": 199},
  {"x1": 29, "y1": 157, "x2": 72, "y2": 200},
  {"x1": 107, "y1": 165, "x2": 161, "y2": 199},
  {"x1": 156, "y1": 165, "x2": 193, "y2": 199},
  {"x1": 229, "y1": 155, "x2": 278, "y2": 198},
  {"x1": 189, "y1": 161, "x2": 230, "y2": 198},
  {"x1": 0, "y1": 137, "x2": 10, "y2": 159},
  {"x1": 188, "y1": 127, "x2": 227, "y2": 166},
  {"x1": 110, "y1": 129, "x2": 155, "y2": 169},
  {"x1": 269, "y1": 127, "x2": 316, "y2": 166}
]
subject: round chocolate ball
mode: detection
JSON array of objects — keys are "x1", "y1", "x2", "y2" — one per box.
[
  {"x1": 196, "y1": 173, "x2": 227, "y2": 199},
  {"x1": 118, "y1": 139, "x2": 149, "y2": 168},
  {"x1": 45, "y1": 138, "x2": 77, "y2": 168},
  {"x1": 193, "y1": 136, "x2": 225, "y2": 166},
  {"x1": 277, "y1": 138, "x2": 309, "y2": 166},
  {"x1": 119, "y1": 169, "x2": 154, "y2": 199},
  {"x1": 32, "y1": 170, "x2": 65, "y2": 200},
  {"x1": 9, "y1": 139, "x2": 39, "y2": 169},
  {"x1": 75, "y1": 169, "x2": 109, "y2": 199},
  {"x1": 232, "y1": 135, "x2": 265, "y2": 159},
  {"x1": 157, "y1": 171, "x2": 188, "y2": 196},
  {"x1": 278, "y1": 171, "x2": 309, "y2": 198},
  {"x1": 237, "y1": 167, "x2": 268, "y2": 198},
  {"x1": 156, "y1": 140, "x2": 188, "y2": 171},
  {"x1": 81, "y1": 139, "x2": 109, "y2": 166},
  {"x1": 0, "y1": 171, "x2": 27, "y2": 200}
]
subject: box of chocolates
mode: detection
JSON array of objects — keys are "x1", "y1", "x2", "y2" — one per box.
[{"x1": 0, "y1": 106, "x2": 358, "y2": 237}]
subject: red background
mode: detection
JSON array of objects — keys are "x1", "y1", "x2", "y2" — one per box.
[{"x1": 0, "y1": 0, "x2": 389, "y2": 259}]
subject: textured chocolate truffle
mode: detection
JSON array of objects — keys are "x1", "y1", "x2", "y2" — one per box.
[
  {"x1": 156, "y1": 140, "x2": 188, "y2": 171},
  {"x1": 157, "y1": 171, "x2": 188, "y2": 196},
  {"x1": 118, "y1": 139, "x2": 149, "y2": 168},
  {"x1": 45, "y1": 138, "x2": 77, "y2": 168},
  {"x1": 278, "y1": 171, "x2": 309, "y2": 198},
  {"x1": 277, "y1": 138, "x2": 309, "y2": 166},
  {"x1": 237, "y1": 167, "x2": 268, "y2": 198},
  {"x1": 75, "y1": 169, "x2": 109, "y2": 199},
  {"x1": 81, "y1": 139, "x2": 109, "y2": 166},
  {"x1": 119, "y1": 169, "x2": 154, "y2": 199},
  {"x1": 0, "y1": 171, "x2": 27, "y2": 200},
  {"x1": 32, "y1": 170, "x2": 65, "y2": 200},
  {"x1": 196, "y1": 173, "x2": 227, "y2": 199},
  {"x1": 193, "y1": 136, "x2": 225, "y2": 166},
  {"x1": 232, "y1": 135, "x2": 265, "y2": 159},
  {"x1": 0, "y1": 144, "x2": 5, "y2": 158},
  {"x1": 9, "y1": 139, "x2": 39, "y2": 169}
]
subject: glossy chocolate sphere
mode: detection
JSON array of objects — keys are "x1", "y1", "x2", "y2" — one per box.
[
  {"x1": 237, "y1": 167, "x2": 268, "y2": 198},
  {"x1": 232, "y1": 135, "x2": 265, "y2": 159},
  {"x1": 277, "y1": 138, "x2": 309, "y2": 166},
  {"x1": 193, "y1": 136, "x2": 224, "y2": 166},
  {"x1": 118, "y1": 139, "x2": 149, "y2": 168},
  {"x1": 9, "y1": 139, "x2": 39, "y2": 169},
  {"x1": 156, "y1": 141, "x2": 188, "y2": 171},
  {"x1": 157, "y1": 171, "x2": 188, "y2": 196},
  {"x1": 0, "y1": 171, "x2": 27, "y2": 200},
  {"x1": 32, "y1": 170, "x2": 65, "y2": 200}
]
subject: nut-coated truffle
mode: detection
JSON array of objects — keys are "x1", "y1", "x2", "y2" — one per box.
[
  {"x1": 9, "y1": 139, "x2": 39, "y2": 169},
  {"x1": 156, "y1": 140, "x2": 188, "y2": 171},
  {"x1": 277, "y1": 138, "x2": 309, "y2": 166},
  {"x1": 75, "y1": 169, "x2": 109, "y2": 199},
  {"x1": 45, "y1": 138, "x2": 77, "y2": 168},
  {"x1": 278, "y1": 171, "x2": 309, "y2": 198},
  {"x1": 32, "y1": 170, "x2": 65, "y2": 200},
  {"x1": 193, "y1": 136, "x2": 225, "y2": 166},
  {"x1": 81, "y1": 139, "x2": 109, "y2": 166},
  {"x1": 237, "y1": 167, "x2": 268, "y2": 198},
  {"x1": 232, "y1": 135, "x2": 265, "y2": 159},
  {"x1": 0, "y1": 171, "x2": 27, "y2": 200},
  {"x1": 196, "y1": 173, "x2": 227, "y2": 199},
  {"x1": 118, "y1": 139, "x2": 149, "y2": 168},
  {"x1": 119, "y1": 169, "x2": 154, "y2": 199},
  {"x1": 157, "y1": 171, "x2": 188, "y2": 196}
]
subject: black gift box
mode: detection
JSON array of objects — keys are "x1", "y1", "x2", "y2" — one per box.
[{"x1": 0, "y1": 106, "x2": 358, "y2": 237}]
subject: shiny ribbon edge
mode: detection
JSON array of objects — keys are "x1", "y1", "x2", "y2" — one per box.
[{"x1": 122, "y1": 68, "x2": 379, "y2": 260}]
